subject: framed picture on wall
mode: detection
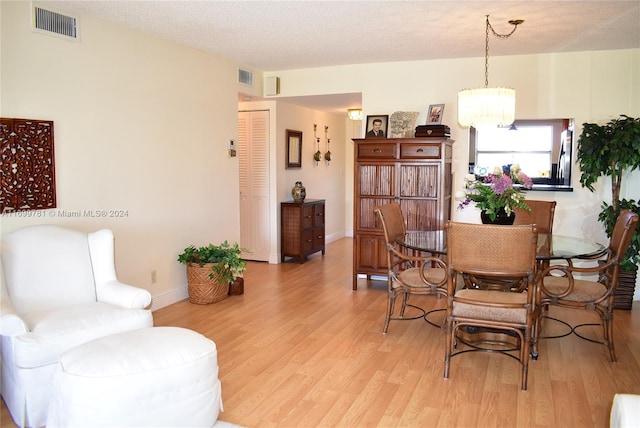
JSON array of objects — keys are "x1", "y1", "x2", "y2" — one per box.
[
  {"x1": 286, "y1": 129, "x2": 302, "y2": 168},
  {"x1": 426, "y1": 104, "x2": 445, "y2": 124},
  {"x1": 365, "y1": 115, "x2": 388, "y2": 138}
]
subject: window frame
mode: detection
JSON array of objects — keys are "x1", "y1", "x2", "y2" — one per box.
[{"x1": 468, "y1": 119, "x2": 574, "y2": 192}]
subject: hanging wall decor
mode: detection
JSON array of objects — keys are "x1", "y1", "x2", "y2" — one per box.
[
  {"x1": 313, "y1": 124, "x2": 322, "y2": 163},
  {"x1": 324, "y1": 125, "x2": 331, "y2": 162},
  {"x1": 0, "y1": 118, "x2": 57, "y2": 213},
  {"x1": 286, "y1": 129, "x2": 302, "y2": 169}
]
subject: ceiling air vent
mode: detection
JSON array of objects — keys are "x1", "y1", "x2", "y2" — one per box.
[
  {"x1": 33, "y1": 6, "x2": 78, "y2": 39},
  {"x1": 238, "y1": 69, "x2": 253, "y2": 86}
]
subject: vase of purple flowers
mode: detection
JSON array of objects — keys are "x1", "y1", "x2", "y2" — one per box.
[{"x1": 459, "y1": 164, "x2": 534, "y2": 223}]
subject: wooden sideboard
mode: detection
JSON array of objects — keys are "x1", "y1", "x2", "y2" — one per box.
[
  {"x1": 281, "y1": 199, "x2": 325, "y2": 263},
  {"x1": 352, "y1": 137, "x2": 453, "y2": 289}
]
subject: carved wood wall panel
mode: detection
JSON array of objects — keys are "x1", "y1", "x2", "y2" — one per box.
[{"x1": 0, "y1": 118, "x2": 56, "y2": 212}]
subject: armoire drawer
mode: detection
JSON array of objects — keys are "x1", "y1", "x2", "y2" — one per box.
[
  {"x1": 400, "y1": 144, "x2": 441, "y2": 159},
  {"x1": 357, "y1": 143, "x2": 397, "y2": 160}
]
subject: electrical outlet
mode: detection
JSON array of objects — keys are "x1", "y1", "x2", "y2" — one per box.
[{"x1": 151, "y1": 270, "x2": 157, "y2": 284}]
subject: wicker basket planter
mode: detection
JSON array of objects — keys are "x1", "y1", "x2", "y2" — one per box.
[
  {"x1": 178, "y1": 241, "x2": 247, "y2": 304},
  {"x1": 186, "y1": 263, "x2": 229, "y2": 304}
]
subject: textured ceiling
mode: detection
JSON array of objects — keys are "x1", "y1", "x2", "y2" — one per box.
[{"x1": 50, "y1": 0, "x2": 640, "y2": 113}]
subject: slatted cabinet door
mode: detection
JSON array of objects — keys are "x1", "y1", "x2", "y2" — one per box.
[{"x1": 352, "y1": 137, "x2": 453, "y2": 289}]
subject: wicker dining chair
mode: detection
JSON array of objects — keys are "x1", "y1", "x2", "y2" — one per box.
[
  {"x1": 514, "y1": 200, "x2": 557, "y2": 233},
  {"x1": 532, "y1": 209, "x2": 639, "y2": 362},
  {"x1": 374, "y1": 203, "x2": 447, "y2": 334},
  {"x1": 444, "y1": 221, "x2": 539, "y2": 391},
  {"x1": 515, "y1": 200, "x2": 557, "y2": 273},
  {"x1": 468, "y1": 200, "x2": 556, "y2": 291}
]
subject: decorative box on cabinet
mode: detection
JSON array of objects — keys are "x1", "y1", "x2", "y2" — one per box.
[
  {"x1": 352, "y1": 137, "x2": 454, "y2": 289},
  {"x1": 281, "y1": 199, "x2": 325, "y2": 263}
]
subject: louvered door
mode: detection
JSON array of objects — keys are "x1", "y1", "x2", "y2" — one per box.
[{"x1": 238, "y1": 110, "x2": 270, "y2": 261}]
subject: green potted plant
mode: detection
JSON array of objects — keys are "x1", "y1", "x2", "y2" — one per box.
[
  {"x1": 177, "y1": 240, "x2": 247, "y2": 304},
  {"x1": 577, "y1": 114, "x2": 640, "y2": 309}
]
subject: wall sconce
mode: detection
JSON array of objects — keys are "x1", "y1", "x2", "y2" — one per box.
[
  {"x1": 347, "y1": 109, "x2": 363, "y2": 121},
  {"x1": 324, "y1": 125, "x2": 331, "y2": 163},
  {"x1": 458, "y1": 15, "x2": 523, "y2": 128},
  {"x1": 313, "y1": 124, "x2": 322, "y2": 163}
]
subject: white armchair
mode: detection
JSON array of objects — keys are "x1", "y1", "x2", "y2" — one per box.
[{"x1": 0, "y1": 225, "x2": 153, "y2": 428}]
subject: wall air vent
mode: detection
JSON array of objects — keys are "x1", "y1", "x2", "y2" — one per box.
[
  {"x1": 33, "y1": 6, "x2": 78, "y2": 39},
  {"x1": 238, "y1": 69, "x2": 253, "y2": 86}
]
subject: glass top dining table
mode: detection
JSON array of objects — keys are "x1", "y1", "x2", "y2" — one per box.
[{"x1": 397, "y1": 230, "x2": 607, "y2": 261}]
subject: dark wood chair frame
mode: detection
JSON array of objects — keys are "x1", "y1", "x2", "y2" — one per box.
[
  {"x1": 374, "y1": 203, "x2": 447, "y2": 333},
  {"x1": 444, "y1": 221, "x2": 539, "y2": 391},
  {"x1": 532, "y1": 210, "x2": 639, "y2": 362}
]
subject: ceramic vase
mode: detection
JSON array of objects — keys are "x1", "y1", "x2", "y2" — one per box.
[{"x1": 292, "y1": 181, "x2": 306, "y2": 202}]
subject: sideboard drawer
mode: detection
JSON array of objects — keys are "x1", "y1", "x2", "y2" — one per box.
[
  {"x1": 400, "y1": 144, "x2": 441, "y2": 159},
  {"x1": 357, "y1": 143, "x2": 397, "y2": 160}
]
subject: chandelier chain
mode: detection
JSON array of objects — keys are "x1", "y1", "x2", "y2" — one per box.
[{"x1": 484, "y1": 14, "x2": 523, "y2": 88}]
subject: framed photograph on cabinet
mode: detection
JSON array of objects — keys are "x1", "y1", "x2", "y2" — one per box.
[
  {"x1": 365, "y1": 115, "x2": 388, "y2": 138},
  {"x1": 426, "y1": 104, "x2": 445, "y2": 124},
  {"x1": 286, "y1": 129, "x2": 302, "y2": 169}
]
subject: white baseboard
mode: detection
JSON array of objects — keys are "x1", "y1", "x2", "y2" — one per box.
[
  {"x1": 325, "y1": 232, "x2": 345, "y2": 243},
  {"x1": 150, "y1": 286, "x2": 188, "y2": 311}
]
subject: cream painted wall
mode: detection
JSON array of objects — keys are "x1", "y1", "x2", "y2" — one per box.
[
  {"x1": 237, "y1": 99, "x2": 348, "y2": 263},
  {"x1": 273, "y1": 102, "x2": 347, "y2": 245},
  {"x1": 267, "y1": 49, "x2": 640, "y2": 299},
  {"x1": 0, "y1": 2, "x2": 245, "y2": 308},
  {"x1": 344, "y1": 119, "x2": 362, "y2": 236}
]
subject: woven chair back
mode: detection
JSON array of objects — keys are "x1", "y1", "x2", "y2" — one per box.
[
  {"x1": 514, "y1": 200, "x2": 557, "y2": 233},
  {"x1": 375, "y1": 203, "x2": 406, "y2": 244},
  {"x1": 446, "y1": 222, "x2": 538, "y2": 278}
]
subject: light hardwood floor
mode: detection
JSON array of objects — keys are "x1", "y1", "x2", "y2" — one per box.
[{"x1": 3, "y1": 237, "x2": 640, "y2": 427}]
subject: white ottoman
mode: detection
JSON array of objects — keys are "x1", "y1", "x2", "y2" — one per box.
[
  {"x1": 611, "y1": 394, "x2": 640, "y2": 428},
  {"x1": 46, "y1": 326, "x2": 223, "y2": 427}
]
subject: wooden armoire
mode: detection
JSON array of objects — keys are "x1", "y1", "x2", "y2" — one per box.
[{"x1": 352, "y1": 137, "x2": 454, "y2": 289}]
